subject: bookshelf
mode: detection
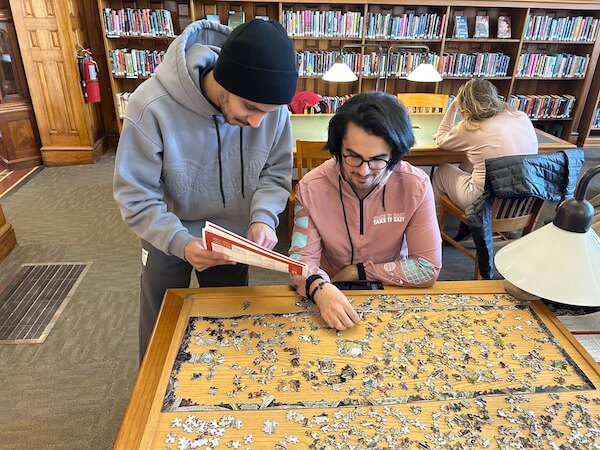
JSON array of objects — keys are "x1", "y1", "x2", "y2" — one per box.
[
  {"x1": 95, "y1": 1, "x2": 600, "y2": 143},
  {"x1": 578, "y1": 57, "x2": 600, "y2": 146}
]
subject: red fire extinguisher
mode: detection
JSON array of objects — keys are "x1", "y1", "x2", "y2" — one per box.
[{"x1": 77, "y1": 47, "x2": 101, "y2": 103}]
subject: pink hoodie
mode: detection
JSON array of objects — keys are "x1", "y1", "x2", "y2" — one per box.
[{"x1": 289, "y1": 158, "x2": 442, "y2": 296}]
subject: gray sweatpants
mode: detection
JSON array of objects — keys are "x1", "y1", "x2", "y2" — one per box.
[{"x1": 139, "y1": 240, "x2": 248, "y2": 362}]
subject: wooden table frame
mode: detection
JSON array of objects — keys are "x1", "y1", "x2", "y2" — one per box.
[
  {"x1": 291, "y1": 114, "x2": 576, "y2": 167},
  {"x1": 115, "y1": 281, "x2": 600, "y2": 449}
]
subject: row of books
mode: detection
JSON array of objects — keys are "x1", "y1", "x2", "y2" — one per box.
[
  {"x1": 515, "y1": 53, "x2": 589, "y2": 78},
  {"x1": 509, "y1": 94, "x2": 575, "y2": 119},
  {"x1": 283, "y1": 10, "x2": 363, "y2": 38},
  {"x1": 296, "y1": 51, "x2": 343, "y2": 77},
  {"x1": 296, "y1": 50, "x2": 439, "y2": 78},
  {"x1": 592, "y1": 106, "x2": 600, "y2": 129},
  {"x1": 388, "y1": 52, "x2": 440, "y2": 77},
  {"x1": 103, "y1": 8, "x2": 175, "y2": 37},
  {"x1": 439, "y1": 52, "x2": 510, "y2": 77},
  {"x1": 365, "y1": 12, "x2": 445, "y2": 39},
  {"x1": 524, "y1": 15, "x2": 599, "y2": 42},
  {"x1": 109, "y1": 49, "x2": 165, "y2": 78},
  {"x1": 116, "y1": 92, "x2": 133, "y2": 119},
  {"x1": 303, "y1": 95, "x2": 354, "y2": 114}
]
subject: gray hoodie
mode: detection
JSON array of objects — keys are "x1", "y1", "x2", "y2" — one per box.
[{"x1": 113, "y1": 20, "x2": 293, "y2": 260}]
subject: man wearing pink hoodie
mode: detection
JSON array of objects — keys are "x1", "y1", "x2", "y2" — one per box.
[{"x1": 290, "y1": 93, "x2": 442, "y2": 331}]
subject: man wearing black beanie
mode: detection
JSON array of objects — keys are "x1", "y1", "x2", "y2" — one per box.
[{"x1": 114, "y1": 19, "x2": 298, "y2": 361}]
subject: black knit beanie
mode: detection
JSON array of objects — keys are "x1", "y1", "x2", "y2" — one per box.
[{"x1": 213, "y1": 19, "x2": 298, "y2": 105}]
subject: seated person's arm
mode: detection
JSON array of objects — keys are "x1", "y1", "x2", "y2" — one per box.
[
  {"x1": 434, "y1": 99, "x2": 466, "y2": 151},
  {"x1": 363, "y1": 180, "x2": 442, "y2": 287},
  {"x1": 290, "y1": 190, "x2": 361, "y2": 331}
]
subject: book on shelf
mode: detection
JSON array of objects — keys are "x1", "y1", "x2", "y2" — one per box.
[
  {"x1": 593, "y1": 106, "x2": 600, "y2": 129},
  {"x1": 440, "y1": 52, "x2": 510, "y2": 77},
  {"x1": 453, "y1": 15, "x2": 469, "y2": 38},
  {"x1": 103, "y1": 8, "x2": 175, "y2": 37},
  {"x1": 474, "y1": 15, "x2": 489, "y2": 38},
  {"x1": 516, "y1": 53, "x2": 589, "y2": 78},
  {"x1": 206, "y1": 14, "x2": 221, "y2": 24},
  {"x1": 202, "y1": 222, "x2": 308, "y2": 276},
  {"x1": 115, "y1": 92, "x2": 133, "y2": 119},
  {"x1": 365, "y1": 12, "x2": 445, "y2": 40},
  {"x1": 283, "y1": 9, "x2": 363, "y2": 38},
  {"x1": 255, "y1": 15, "x2": 270, "y2": 21},
  {"x1": 110, "y1": 49, "x2": 165, "y2": 78},
  {"x1": 509, "y1": 94, "x2": 575, "y2": 120},
  {"x1": 497, "y1": 16, "x2": 511, "y2": 38},
  {"x1": 524, "y1": 14, "x2": 599, "y2": 42},
  {"x1": 228, "y1": 11, "x2": 245, "y2": 28}
]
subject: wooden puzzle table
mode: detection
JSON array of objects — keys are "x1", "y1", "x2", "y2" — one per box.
[{"x1": 116, "y1": 281, "x2": 600, "y2": 449}]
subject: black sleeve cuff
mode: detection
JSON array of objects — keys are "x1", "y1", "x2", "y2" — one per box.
[
  {"x1": 305, "y1": 274, "x2": 324, "y2": 300},
  {"x1": 357, "y1": 263, "x2": 366, "y2": 280}
]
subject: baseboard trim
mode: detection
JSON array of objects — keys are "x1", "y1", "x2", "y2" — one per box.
[{"x1": 40, "y1": 136, "x2": 106, "y2": 166}]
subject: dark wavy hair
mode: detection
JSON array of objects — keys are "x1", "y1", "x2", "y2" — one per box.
[{"x1": 326, "y1": 92, "x2": 415, "y2": 169}]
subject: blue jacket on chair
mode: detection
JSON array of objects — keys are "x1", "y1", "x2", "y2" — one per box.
[{"x1": 465, "y1": 149, "x2": 584, "y2": 279}]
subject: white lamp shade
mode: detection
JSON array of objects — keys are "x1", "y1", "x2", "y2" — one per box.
[
  {"x1": 495, "y1": 223, "x2": 600, "y2": 306},
  {"x1": 322, "y1": 62, "x2": 358, "y2": 83},
  {"x1": 406, "y1": 63, "x2": 443, "y2": 82}
]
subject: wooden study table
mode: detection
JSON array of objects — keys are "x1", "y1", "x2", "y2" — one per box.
[
  {"x1": 291, "y1": 114, "x2": 576, "y2": 166},
  {"x1": 116, "y1": 281, "x2": 600, "y2": 449}
]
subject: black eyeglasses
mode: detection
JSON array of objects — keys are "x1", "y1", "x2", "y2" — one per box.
[{"x1": 343, "y1": 154, "x2": 389, "y2": 170}]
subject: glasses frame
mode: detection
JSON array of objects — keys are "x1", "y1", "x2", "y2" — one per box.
[{"x1": 342, "y1": 153, "x2": 390, "y2": 170}]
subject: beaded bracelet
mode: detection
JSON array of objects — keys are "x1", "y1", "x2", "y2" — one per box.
[{"x1": 309, "y1": 280, "x2": 328, "y2": 301}]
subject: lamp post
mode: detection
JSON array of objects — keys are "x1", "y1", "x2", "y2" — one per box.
[
  {"x1": 323, "y1": 43, "x2": 443, "y2": 92},
  {"x1": 383, "y1": 44, "x2": 443, "y2": 92},
  {"x1": 494, "y1": 165, "x2": 600, "y2": 307},
  {"x1": 322, "y1": 43, "x2": 383, "y2": 91}
]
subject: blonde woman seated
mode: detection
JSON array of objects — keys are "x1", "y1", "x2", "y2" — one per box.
[{"x1": 432, "y1": 79, "x2": 538, "y2": 218}]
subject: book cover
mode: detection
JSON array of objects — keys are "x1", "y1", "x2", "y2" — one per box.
[
  {"x1": 474, "y1": 15, "x2": 489, "y2": 38},
  {"x1": 206, "y1": 14, "x2": 220, "y2": 24},
  {"x1": 228, "y1": 11, "x2": 245, "y2": 28},
  {"x1": 202, "y1": 222, "x2": 308, "y2": 276},
  {"x1": 453, "y1": 15, "x2": 469, "y2": 38},
  {"x1": 498, "y1": 16, "x2": 512, "y2": 38}
]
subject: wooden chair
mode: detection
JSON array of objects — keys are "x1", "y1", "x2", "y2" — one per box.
[
  {"x1": 438, "y1": 194, "x2": 544, "y2": 279},
  {"x1": 289, "y1": 140, "x2": 330, "y2": 236},
  {"x1": 397, "y1": 93, "x2": 449, "y2": 115}
]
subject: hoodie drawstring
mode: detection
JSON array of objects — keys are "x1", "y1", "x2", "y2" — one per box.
[
  {"x1": 338, "y1": 175, "x2": 355, "y2": 265},
  {"x1": 240, "y1": 128, "x2": 245, "y2": 198},
  {"x1": 382, "y1": 184, "x2": 387, "y2": 211},
  {"x1": 212, "y1": 115, "x2": 226, "y2": 208}
]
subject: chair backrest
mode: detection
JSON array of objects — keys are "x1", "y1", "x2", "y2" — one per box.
[
  {"x1": 397, "y1": 93, "x2": 449, "y2": 114},
  {"x1": 295, "y1": 140, "x2": 330, "y2": 182},
  {"x1": 490, "y1": 196, "x2": 544, "y2": 234}
]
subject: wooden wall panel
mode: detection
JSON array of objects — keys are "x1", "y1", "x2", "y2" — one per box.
[{"x1": 9, "y1": 0, "x2": 106, "y2": 165}]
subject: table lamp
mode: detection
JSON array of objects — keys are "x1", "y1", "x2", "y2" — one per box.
[
  {"x1": 494, "y1": 165, "x2": 600, "y2": 307},
  {"x1": 383, "y1": 44, "x2": 443, "y2": 91},
  {"x1": 322, "y1": 44, "x2": 383, "y2": 91}
]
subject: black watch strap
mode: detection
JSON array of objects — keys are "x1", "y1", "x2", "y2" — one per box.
[
  {"x1": 305, "y1": 274, "x2": 324, "y2": 299},
  {"x1": 357, "y1": 263, "x2": 367, "y2": 280}
]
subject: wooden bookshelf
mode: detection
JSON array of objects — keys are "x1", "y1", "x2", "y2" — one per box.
[
  {"x1": 578, "y1": 45, "x2": 600, "y2": 146},
  {"x1": 95, "y1": 1, "x2": 600, "y2": 143}
]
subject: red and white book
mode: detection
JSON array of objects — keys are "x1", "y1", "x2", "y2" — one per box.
[{"x1": 202, "y1": 221, "x2": 308, "y2": 277}]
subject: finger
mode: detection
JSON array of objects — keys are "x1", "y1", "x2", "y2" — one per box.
[
  {"x1": 320, "y1": 313, "x2": 335, "y2": 329},
  {"x1": 332, "y1": 317, "x2": 346, "y2": 331},
  {"x1": 198, "y1": 250, "x2": 232, "y2": 261},
  {"x1": 338, "y1": 311, "x2": 355, "y2": 329},
  {"x1": 345, "y1": 305, "x2": 362, "y2": 324}
]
